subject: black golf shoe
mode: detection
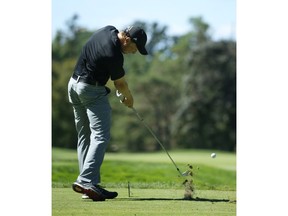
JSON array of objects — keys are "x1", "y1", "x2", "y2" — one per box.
[
  {"x1": 93, "y1": 184, "x2": 118, "y2": 199},
  {"x1": 72, "y1": 181, "x2": 118, "y2": 201}
]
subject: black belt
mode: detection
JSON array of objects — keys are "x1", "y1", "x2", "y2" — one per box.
[{"x1": 72, "y1": 74, "x2": 103, "y2": 86}]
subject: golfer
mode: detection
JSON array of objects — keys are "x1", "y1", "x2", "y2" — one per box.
[{"x1": 68, "y1": 25, "x2": 148, "y2": 201}]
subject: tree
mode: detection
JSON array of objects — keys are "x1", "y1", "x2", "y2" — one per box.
[{"x1": 173, "y1": 40, "x2": 236, "y2": 151}]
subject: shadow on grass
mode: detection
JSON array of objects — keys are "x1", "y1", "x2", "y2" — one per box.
[{"x1": 117, "y1": 197, "x2": 235, "y2": 203}]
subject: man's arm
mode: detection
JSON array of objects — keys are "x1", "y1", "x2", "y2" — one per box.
[{"x1": 114, "y1": 76, "x2": 134, "y2": 108}]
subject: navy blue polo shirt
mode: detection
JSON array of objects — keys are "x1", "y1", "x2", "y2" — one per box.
[{"x1": 73, "y1": 26, "x2": 125, "y2": 85}]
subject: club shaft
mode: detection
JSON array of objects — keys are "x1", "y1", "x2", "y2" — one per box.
[{"x1": 132, "y1": 107, "x2": 182, "y2": 176}]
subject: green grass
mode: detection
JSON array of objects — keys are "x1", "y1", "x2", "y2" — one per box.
[
  {"x1": 53, "y1": 188, "x2": 236, "y2": 216},
  {"x1": 52, "y1": 147, "x2": 236, "y2": 215},
  {"x1": 52, "y1": 148, "x2": 236, "y2": 190}
]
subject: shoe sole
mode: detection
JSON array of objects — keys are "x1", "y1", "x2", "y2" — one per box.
[
  {"x1": 82, "y1": 194, "x2": 90, "y2": 199},
  {"x1": 72, "y1": 182, "x2": 105, "y2": 201}
]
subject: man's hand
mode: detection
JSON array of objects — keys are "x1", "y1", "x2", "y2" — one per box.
[{"x1": 114, "y1": 77, "x2": 134, "y2": 108}]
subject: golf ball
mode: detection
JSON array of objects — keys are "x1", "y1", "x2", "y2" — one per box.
[{"x1": 211, "y1": 153, "x2": 216, "y2": 158}]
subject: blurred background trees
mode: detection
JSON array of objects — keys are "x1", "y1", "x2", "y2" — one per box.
[{"x1": 52, "y1": 15, "x2": 236, "y2": 152}]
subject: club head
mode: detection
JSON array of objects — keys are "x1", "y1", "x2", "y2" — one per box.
[
  {"x1": 177, "y1": 168, "x2": 189, "y2": 177},
  {"x1": 181, "y1": 170, "x2": 190, "y2": 176}
]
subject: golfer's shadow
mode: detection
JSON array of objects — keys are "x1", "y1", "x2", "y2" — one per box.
[{"x1": 126, "y1": 197, "x2": 234, "y2": 203}]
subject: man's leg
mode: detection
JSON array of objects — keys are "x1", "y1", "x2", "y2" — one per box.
[
  {"x1": 69, "y1": 81, "x2": 117, "y2": 200},
  {"x1": 73, "y1": 105, "x2": 91, "y2": 173},
  {"x1": 68, "y1": 78, "x2": 91, "y2": 173},
  {"x1": 77, "y1": 99, "x2": 111, "y2": 185}
]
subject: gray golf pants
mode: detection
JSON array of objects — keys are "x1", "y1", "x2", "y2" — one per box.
[{"x1": 68, "y1": 77, "x2": 111, "y2": 185}]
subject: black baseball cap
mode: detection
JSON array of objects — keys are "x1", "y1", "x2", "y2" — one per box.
[{"x1": 124, "y1": 26, "x2": 148, "y2": 55}]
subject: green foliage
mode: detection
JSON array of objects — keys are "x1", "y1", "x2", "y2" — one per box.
[
  {"x1": 52, "y1": 15, "x2": 236, "y2": 152},
  {"x1": 172, "y1": 41, "x2": 236, "y2": 151}
]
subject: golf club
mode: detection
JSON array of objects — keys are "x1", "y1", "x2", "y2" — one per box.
[{"x1": 116, "y1": 90, "x2": 188, "y2": 177}]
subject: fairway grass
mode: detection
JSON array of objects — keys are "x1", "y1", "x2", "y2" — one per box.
[
  {"x1": 52, "y1": 148, "x2": 236, "y2": 171},
  {"x1": 52, "y1": 188, "x2": 236, "y2": 216},
  {"x1": 52, "y1": 148, "x2": 236, "y2": 190},
  {"x1": 52, "y1": 148, "x2": 236, "y2": 215}
]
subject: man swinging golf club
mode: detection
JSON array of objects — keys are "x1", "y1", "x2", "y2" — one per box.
[{"x1": 68, "y1": 25, "x2": 148, "y2": 201}]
